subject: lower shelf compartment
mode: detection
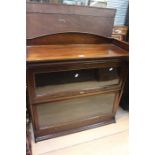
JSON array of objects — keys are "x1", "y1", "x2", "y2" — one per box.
[
  {"x1": 35, "y1": 116, "x2": 116, "y2": 142},
  {"x1": 32, "y1": 91, "x2": 119, "y2": 142},
  {"x1": 36, "y1": 93, "x2": 116, "y2": 129}
]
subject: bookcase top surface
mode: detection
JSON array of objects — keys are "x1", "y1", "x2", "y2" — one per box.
[{"x1": 27, "y1": 43, "x2": 128, "y2": 63}]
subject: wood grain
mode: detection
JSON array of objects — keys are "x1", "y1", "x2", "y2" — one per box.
[
  {"x1": 27, "y1": 2, "x2": 116, "y2": 39},
  {"x1": 27, "y1": 44, "x2": 128, "y2": 62},
  {"x1": 27, "y1": 33, "x2": 112, "y2": 46}
]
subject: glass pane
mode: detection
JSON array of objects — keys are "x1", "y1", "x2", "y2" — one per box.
[
  {"x1": 35, "y1": 67, "x2": 120, "y2": 97},
  {"x1": 37, "y1": 93, "x2": 115, "y2": 129}
]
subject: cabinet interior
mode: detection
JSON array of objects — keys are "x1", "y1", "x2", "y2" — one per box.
[{"x1": 35, "y1": 67, "x2": 120, "y2": 97}]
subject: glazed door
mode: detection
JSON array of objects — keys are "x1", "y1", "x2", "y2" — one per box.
[
  {"x1": 37, "y1": 92, "x2": 117, "y2": 129},
  {"x1": 32, "y1": 64, "x2": 123, "y2": 103},
  {"x1": 33, "y1": 90, "x2": 119, "y2": 141}
]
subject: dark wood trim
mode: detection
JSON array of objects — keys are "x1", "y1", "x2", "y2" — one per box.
[
  {"x1": 32, "y1": 106, "x2": 40, "y2": 131},
  {"x1": 112, "y1": 91, "x2": 121, "y2": 114},
  {"x1": 112, "y1": 63, "x2": 128, "y2": 114},
  {"x1": 35, "y1": 117, "x2": 115, "y2": 142},
  {"x1": 27, "y1": 32, "x2": 112, "y2": 46},
  {"x1": 27, "y1": 59, "x2": 123, "y2": 72},
  {"x1": 33, "y1": 87, "x2": 120, "y2": 105},
  {"x1": 112, "y1": 38, "x2": 129, "y2": 51},
  {"x1": 27, "y1": 70, "x2": 36, "y2": 102},
  {"x1": 27, "y1": 71, "x2": 37, "y2": 132},
  {"x1": 115, "y1": 65, "x2": 129, "y2": 113},
  {"x1": 34, "y1": 115, "x2": 115, "y2": 142}
]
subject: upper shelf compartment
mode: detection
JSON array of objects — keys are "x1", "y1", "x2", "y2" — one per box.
[{"x1": 26, "y1": 3, "x2": 128, "y2": 63}]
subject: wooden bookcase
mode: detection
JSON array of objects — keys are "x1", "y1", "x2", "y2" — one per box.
[{"x1": 26, "y1": 3, "x2": 129, "y2": 142}]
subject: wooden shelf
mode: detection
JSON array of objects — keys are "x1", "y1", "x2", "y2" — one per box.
[{"x1": 27, "y1": 44, "x2": 128, "y2": 62}]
